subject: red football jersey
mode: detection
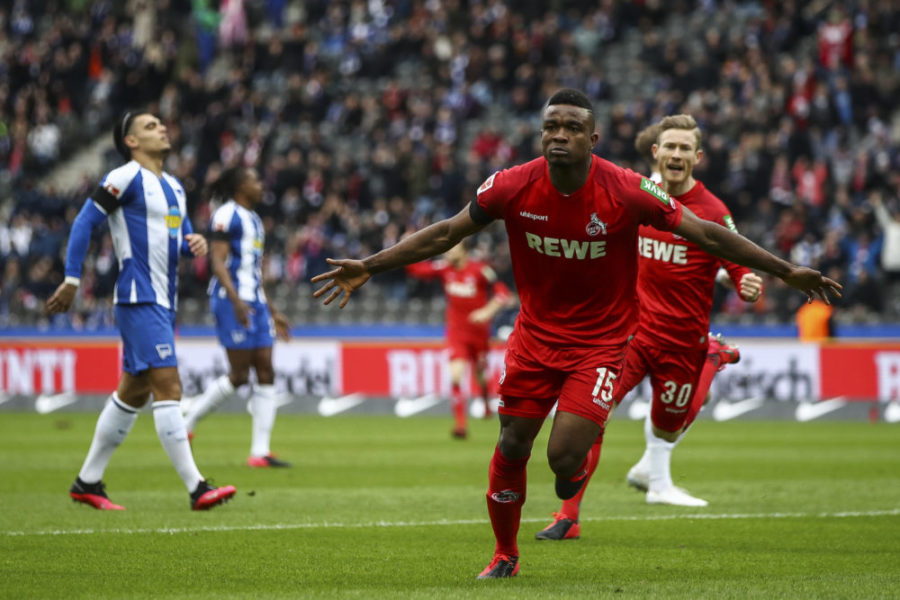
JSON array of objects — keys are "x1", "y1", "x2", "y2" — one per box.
[
  {"x1": 406, "y1": 259, "x2": 511, "y2": 343},
  {"x1": 634, "y1": 180, "x2": 750, "y2": 350},
  {"x1": 475, "y1": 155, "x2": 682, "y2": 349}
]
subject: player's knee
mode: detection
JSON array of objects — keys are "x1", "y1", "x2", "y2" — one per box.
[
  {"x1": 547, "y1": 447, "x2": 583, "y2": 479},
  {"x1": 497, "y1": 430, "x2": 533, "y2": 459},
  {"x1": 230, "y1": 369, "x2": 251, "y2": 387},
  {"x1": 254, "y1": 364, "x2": 274, "y2": 384},
  {"x1": 168, "y1": 380, "x2": 183, "y2": 400},
  {"x1": 118, "y1": 391, "x2": 150, "y2": 409},
  {"x1": 651, "y1": 424, "x2": 682, "y2": 443}
]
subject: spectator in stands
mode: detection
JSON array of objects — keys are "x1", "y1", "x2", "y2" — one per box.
[
  {"x1": 797, "y1": 299, "x2": 834, "y2": 342},
  {"x1": 2, "y1": 0, "x2": 899, "y2": 328},
  {"x1": 871, "y1": 191, "x2": 900, "y2": 282}
]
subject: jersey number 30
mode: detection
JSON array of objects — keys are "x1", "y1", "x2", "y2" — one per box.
[{"x1": 660, "y1": 381, "x2": 693, "y2": 407}]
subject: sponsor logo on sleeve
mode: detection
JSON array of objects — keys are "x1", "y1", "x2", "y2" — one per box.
[
  {"x1": 477, "y1": 172, "x2": 497, "y2": 195},
  {"x1": 640, "y1": 178, "x2": 670, "y2": 206},
  {"x1": 723, "y1": 215, "x2": 738, "y2": 232},
  {"x1": 104, "y1": 182, "x2": 120, "y2": 196}
]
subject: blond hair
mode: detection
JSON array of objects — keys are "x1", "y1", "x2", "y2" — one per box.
[{"x1": 657, "y1": 114, "x2": 702, "y2": 150}]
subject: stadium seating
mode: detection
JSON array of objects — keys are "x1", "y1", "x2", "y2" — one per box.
[{"x1": 1, "y1": 1, "x2": 898, "y2": 329}]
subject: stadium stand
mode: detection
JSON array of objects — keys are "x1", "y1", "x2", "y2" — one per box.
[{"x1": 1, "y1": 0, "x2": 899, "y2": 330}]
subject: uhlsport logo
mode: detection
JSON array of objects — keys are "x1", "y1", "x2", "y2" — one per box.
[
  {"x1": 585, "y1": 212, "x2": 607, "y2": 236},
  {"x1": 520, "y1": 210, "x2": 549, "y2": 222},
  {"x1": 490, "y1": 490, "x2": 520, "y2": 503},
  {"x1": 640, "y1": 178, "x2": 670, "y2": 205}
]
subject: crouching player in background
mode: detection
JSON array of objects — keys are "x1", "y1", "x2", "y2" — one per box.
[
  {"x1": 537, "y1": 114, "x2": 763, "y2": 540},
  {"x1": 406, "y1": 241, "x2": 513, "y2": 438},
  {"x1": 47, "y1": 111, "x2": 236, "y2": 510},
  {"x1": 182, "y1": 166, "x2": 292, "y2": 467}
]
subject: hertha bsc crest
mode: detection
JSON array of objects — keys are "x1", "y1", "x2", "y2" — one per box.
[{"x1": 586, "y1": 213, "x2": 607, "y2": 236}]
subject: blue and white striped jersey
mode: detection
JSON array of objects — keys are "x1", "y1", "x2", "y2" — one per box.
[
  {"x1": 208, "y1": 200, "x2": 265, "y2": 304},
  {"x1": 86, "y1": 160, "x2": 193, "y2": 309}
]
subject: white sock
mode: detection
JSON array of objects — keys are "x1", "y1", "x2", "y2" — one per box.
[
  {"x1": 78, "y1": 393, "x2": 139, "y2": 483},
  {"x1": 185, "y1": 375, "x2": 235, "y2": 432},
  {"x1": 647, "y1": 430, "x2": 677, "y2": 493},
  {"x1": 153, "y1": 400, "x2": 203, "y2": 492},
  {"x1": 249, "y1": 384, "x2": 278, "y2": 457},
  {"x1": 631, "y1": 411, "x2": 656, "y2": 474}
]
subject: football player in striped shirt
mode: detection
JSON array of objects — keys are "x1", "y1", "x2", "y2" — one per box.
[
  {"x1": 47, "y1": 111, "x2": 236, "y2": 511},
  {"x1": 182, "y1": 166, "x2": 292, "y2": 467}
]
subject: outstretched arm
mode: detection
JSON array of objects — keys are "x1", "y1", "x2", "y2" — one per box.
[
  {"x1": 674, "y1": 206, "x2": 841, "y2": 303},
  {"x1": 312, "y1": 204, "x2": 488, "y2": 308},
  {"x1": 47, "y1": 201, "x2": 107, "y2": 314}
]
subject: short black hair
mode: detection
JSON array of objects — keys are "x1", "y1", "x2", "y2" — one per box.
[
  {"x1": 546, "y1": 89, "x2": 594, "y2": 113},
  {"x1": 208, "y1": 165, "x2": 249, "y2": 202},
  {"x1": 113, "y1": 111, "x2": 142, "y2": 160}
]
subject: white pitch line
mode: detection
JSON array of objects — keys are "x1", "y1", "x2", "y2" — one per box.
[{"x1": 4, "y1": 508, "x2": 898, "y2": 538}]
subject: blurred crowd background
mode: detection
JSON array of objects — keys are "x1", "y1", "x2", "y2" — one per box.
[{"x1": 1, "y1": 0, "x2": 899, "y2": 331}]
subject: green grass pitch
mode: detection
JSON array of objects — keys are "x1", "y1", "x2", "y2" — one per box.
[{"x1": 1, "y1": 412, "x2": 898, "y2": 599}]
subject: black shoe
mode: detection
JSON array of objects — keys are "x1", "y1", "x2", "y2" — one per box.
[
  {"x1": 69, "y1": 477, "x2": 125, "y2": 510},
  {"x1": 535, "y1": 512, "x2": 581, "y2": 540},
  {"x1": 190, "y1": 480, "x2": 236, "y2": 510},
  {"x1": 477, "y1": 554, "x2": 520, "y2": 579}
]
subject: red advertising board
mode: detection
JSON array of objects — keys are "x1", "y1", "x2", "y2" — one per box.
[
  {"x1": 820, "y1": 343, "x2": 900, "y2": 401},
  {"x1": 0, "y1": 340, "x2": 120, "y2": 394},
  {"x1": 341, "y1": 341, "x2": 507, "y2": 397},
  {"x1": 3, "y1": 337, "x2": 900, "y2": 402}
]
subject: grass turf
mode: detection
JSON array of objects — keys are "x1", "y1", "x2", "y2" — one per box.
[{"x1": 1, "y1": 412, "x2": 898, "y2": 599}]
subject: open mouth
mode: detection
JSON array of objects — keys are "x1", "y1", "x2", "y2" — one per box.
[{"x1": 665, "y1": 164, "x2": 685, "y2": 174}]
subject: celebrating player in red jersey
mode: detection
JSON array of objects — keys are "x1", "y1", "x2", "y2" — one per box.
[
  {"x1": 311, "y1": 90, "x2": 840, "y2": 579},
  {"x1": 405, "y1": 242, "x2": 513, "y2": 438},
  {"x1": 535, "y1": 114, "x2": 765, "y2": 541}
]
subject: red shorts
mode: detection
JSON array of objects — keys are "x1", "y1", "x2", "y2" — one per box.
[
  {"x1": 615, "y1": 338, "x2": 707, "y2": 432},
  {"x1": 497, "y1": 326, "x2": 626, "y2": 428},
  {"x1": 447, "y1": 335, "x2": 489, "y2": 364}
]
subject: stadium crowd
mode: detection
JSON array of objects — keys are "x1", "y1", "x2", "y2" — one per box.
[{"x1": 1, "y1": 0, "x2": 899, "y2": 330}]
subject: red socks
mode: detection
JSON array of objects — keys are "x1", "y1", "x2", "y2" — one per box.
[
  {"x1": 685, "y1": 351, "x2": 720, "y2": 429},
  {"x1": 480, "y1": 383, "x2": 492, "y2": 417},
  {"x1": 486, "y1": 446, "x2": 529, "y2": 557},
  {"x1": 451, "y1": 383, "x2": 467, "y2": 430},
  {"x1": 559, "y1": 435, "x2": 603, "y2": 520}
]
